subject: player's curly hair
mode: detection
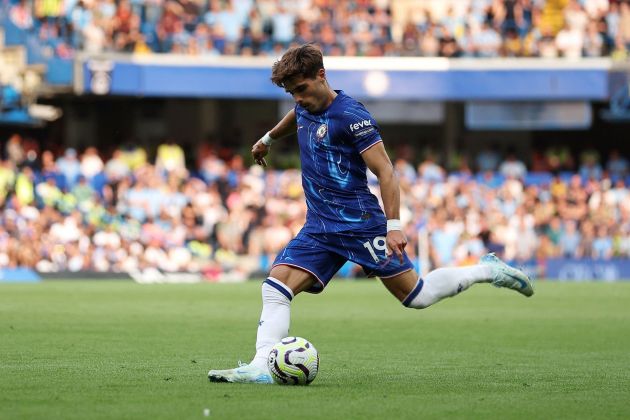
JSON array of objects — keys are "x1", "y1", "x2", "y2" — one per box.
[{"x1": 271, "y1": 44, "x2": 324, "y2": 88}]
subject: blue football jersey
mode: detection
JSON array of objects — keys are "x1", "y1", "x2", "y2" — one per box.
[{"x1": 295, "y1": 90, "x2": 386, "y2": 233}]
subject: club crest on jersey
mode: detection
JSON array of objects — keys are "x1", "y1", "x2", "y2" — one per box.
[{"x1": 316, "y1": 124, "x2": 328, "y2": 140}]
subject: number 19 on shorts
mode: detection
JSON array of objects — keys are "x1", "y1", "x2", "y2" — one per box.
[{"x1": 363, "y1": 236, "x2": 387, "y2": 262}]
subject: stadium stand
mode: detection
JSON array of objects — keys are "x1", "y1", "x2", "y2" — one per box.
[
  {"x1": 0, "y1": 140, "x2": 628, "y2": 279},
  {"x1": 1, "y1": 0, "x2": 629, "y2": 58},
  {"x1": 0, "y1": 1, "x2": 629, "y2": 281}
]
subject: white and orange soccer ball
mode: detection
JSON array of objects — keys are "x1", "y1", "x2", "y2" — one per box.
[{"x1": 267, "y1": 337, "x2": 319, "y2": 385}]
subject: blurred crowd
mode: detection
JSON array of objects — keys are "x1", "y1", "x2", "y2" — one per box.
[
  {"x1": 1, "y1": 133, "x2": 629, "y2": 280},
  {"x1": 394, "y1": 145, "x2": 630, "y2": 271},
  {"x1": 3, "y1": 0, "x2": 630, "y2": 59}
]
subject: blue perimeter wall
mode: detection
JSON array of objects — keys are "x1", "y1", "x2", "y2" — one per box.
[
  {"x1": 2, "y1": 260, "x2": 630, "y2": 282},
  {"x1": 75, "y1": 56, "x2": 628, "y2": 101},
  {"x1": 0, "y1": 268, "x2": 41, "y2": 283},
  {"x1": 83, "y1": 63, "x2": 607, "y2": 100}
]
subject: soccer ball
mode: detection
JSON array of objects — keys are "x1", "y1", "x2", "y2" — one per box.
[{"x1": 267, "y1": 336, "x2": 319, "y2": 385}]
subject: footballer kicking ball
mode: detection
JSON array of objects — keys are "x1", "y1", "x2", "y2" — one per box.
[{"x1": 267, "y1": 337, "x2": 319, "y2": 385}]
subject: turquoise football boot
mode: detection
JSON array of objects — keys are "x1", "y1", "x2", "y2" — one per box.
[
  {"x1": 480, "y1": 253, "x2": 534, "y2": 297},
  {"x1": 208, "y1": 362, "x2": 273, "y2": 384}
]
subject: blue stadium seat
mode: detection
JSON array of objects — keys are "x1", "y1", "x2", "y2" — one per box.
[{"x1": 524, "y1": 172, "x2": 553, "y2": 186}]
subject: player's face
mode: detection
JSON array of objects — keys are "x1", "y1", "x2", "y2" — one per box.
[{"x1": 284, "y1": 70, "x2": 329, "y2": 113}]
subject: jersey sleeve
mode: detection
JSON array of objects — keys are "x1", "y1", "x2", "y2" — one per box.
[{"x1": 343, "y1": 101, "x2": 382, "y2": 153}]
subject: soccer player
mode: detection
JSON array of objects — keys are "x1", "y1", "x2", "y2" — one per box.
[{"x1": 208, "y1": 44, "x2": 533, "y2": 384}]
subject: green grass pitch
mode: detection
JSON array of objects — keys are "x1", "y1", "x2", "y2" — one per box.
[{"x1": 1, "y1": 280, "x2": 630, "y2": 419}]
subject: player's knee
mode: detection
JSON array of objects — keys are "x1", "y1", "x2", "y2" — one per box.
[{"x1": 398, "y1": 277, "x2": 430, "y2": 309}]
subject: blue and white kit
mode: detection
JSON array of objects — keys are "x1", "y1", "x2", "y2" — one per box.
[{"x1": 272, "y1": 90, "x2": 414, "y2": 292}]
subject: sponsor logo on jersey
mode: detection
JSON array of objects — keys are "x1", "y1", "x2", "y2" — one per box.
[
  {"x1": 349, "y1": 119, "x2": 376, "y2": 138},
  {"x1": 349, "y1": 119, "x2": 373, "y2": 132}
]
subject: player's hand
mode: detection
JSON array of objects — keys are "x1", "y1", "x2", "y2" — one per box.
[
  {"x1": 251, "y1": 139, "x2": 269, "y2": 167},
  {"x1": 386, "y1": 230, "x2": 407, "y2": 264}
]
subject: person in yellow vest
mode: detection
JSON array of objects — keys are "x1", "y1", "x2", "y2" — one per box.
[
  {"x1": 15, "y1": 167, "x2": 35, "y2": 207},
  {"x1": 121, "y1": 145, "x2": 148, "y2": 170},
  {"x1": 34, "y1": 0, "x2": 63, "y2": 19},
  {"x1": 156, "y1": 141, "x2": 186, "y2": 177}
]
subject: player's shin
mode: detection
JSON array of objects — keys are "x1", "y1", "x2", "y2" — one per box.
[
  {"x1": 250, "y1": 277, "x2": 293, "y2": 371},
  {"x1": 403, "y1": 265, "x2": 493, "y2": 309}
]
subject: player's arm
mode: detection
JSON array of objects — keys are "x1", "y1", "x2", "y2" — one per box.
[
  {"x1": 252, "y1": 109, "x2": 297, "y2": 167},
  {"x1": 361, "y1": 141, "x2": 407, "y2": 263}
]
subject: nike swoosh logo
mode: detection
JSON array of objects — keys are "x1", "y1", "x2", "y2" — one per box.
[{"x1": 505, "y1": 272, "x2": 527, "y2": 289}]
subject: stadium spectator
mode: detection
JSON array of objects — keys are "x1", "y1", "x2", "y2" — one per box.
[
  {"x1": 4, "y1": 0, "x2": 628, "y2": 58},
  {"x1": 104, "y1": 149, "x2": 131, "y2": 182},
  {"x1": 473, "y1": 21, "x2": 503, "y2": 57},
  {"x1": 9, "y1": 0, "x2": 34, "y2": 30},
  {"x1": 56, "y1": 148, "x2": 81, "y2": 189},
  {"x1": 5, "y1": 134, "x2": 26, "y2": 167},
  {"x1": 556, "y1": 20, "x2": 584, "y2": 58},
  {"x1": 558, "y1": 219, "x2": 582, "y2": 258},
  {"x1": 80, "y1": 147, "x2": 104, "y2": 180},
  {"x1": 476, "y1": 145, "x2": 501, "y2": 172},
  {"x1": 429, "y1": 209, "x2": 462, "y2": 267},
  {"x1": 616, "y1": 212, "x2": 630, "y2": 256},
  {"x1": 545, "y1": 145, "x2": 575, "y2": 171},
  {"x1": 418, "y1": 152, "x2": 446, "y2": 182},
  {"x1": 537, "y1": 25, "x2": 560, "y2": 57},
  {"x1": 606, "y1": 149, "x2": 629, "y2": 179},
  {"x1": 583, "y1": 18, "x2": 606, "y2": 56},
  {"x1": 35, "y1": 175, "x2": 62, "y2": 207},
  {"x1": 156, "y1": 140, "x2": 186, "y2": 178},
  {"x1": 507, "y1": 210, "x2": 538, "y2": 261},
  {"x1": 579, "y1": 148, "x2": 603, "y2": 181},
  {"x1": 592, "y1": 225, "x2": 614, "y2": 259},
  {"x1": 14, "y1": 166, "x2": 35, "y2": 206},
  {"x1": 499, "y1": 149, "x2": 528, "y2": 180},
  {"x1": 610, "y1": 33, "x2": 629, "y2": 59}
]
